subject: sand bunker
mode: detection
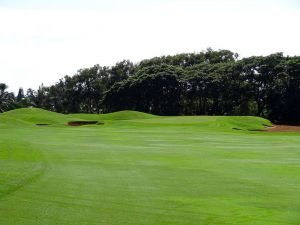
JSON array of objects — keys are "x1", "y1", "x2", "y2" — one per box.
[
  {"x1": 68, "y1": 121, "x2": 101, "y2": 126},
  {"x1": 266, "y1": 125, "x2": 300, "y2": 132}
]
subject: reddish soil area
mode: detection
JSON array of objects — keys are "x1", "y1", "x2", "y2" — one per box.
[
  {"x1": 265, "y1": 125, "x2": 300, "y2": 132},
  {"x1": 68, "y1": 121, "x2": 99, "y2": 126}
]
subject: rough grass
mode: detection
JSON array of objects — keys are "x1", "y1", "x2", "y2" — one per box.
[{"x1": 0, "y1": 108, "x2": 299, "y2": 225}]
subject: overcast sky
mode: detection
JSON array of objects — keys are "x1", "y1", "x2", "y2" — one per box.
[{"x1": 1, "y1": 0, "x2": 300, "y2": 93}]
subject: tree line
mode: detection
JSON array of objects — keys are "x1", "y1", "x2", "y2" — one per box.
[{"x1": 1, "y1": 49, "x2": 300, "y2": 122}]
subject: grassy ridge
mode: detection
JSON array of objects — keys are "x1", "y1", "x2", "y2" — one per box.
[
  {"x1": 2, "y1": 108, "x2": 70, "y2": 125},
  {"x1": 71, "y1": 110, "x2": 157, "y2": 121},
  {"x1": 1, "y1": 108, "x2": 156, "y2": 127},
  {"x1": 1, "y1": 108, "x2": 271, "y2": 131},
  {"x1": 1, "y1": 108, "x2": 300, "y2": 225}
]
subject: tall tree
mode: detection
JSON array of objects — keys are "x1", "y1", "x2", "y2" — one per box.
[{"x1": 0, "y1": 83, "x2": 15, "y2": 112}]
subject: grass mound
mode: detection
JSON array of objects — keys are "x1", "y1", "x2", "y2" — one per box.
[
  {"x1": 0, "y1": 114, "x2": 31, "y2": 128},
  {"x1": 124, "y1": 115, "x2": 272, "y2": 132},
  {"x1": 3, "y1": 108, "x2": 69, "y2": 125},
  {"x1": 1, "y1": 108, "x2": 155, "y2": 127},
  {"x1": 2, "y1": 108, "x2": 103, "y2": 126},
  {"x1": 1, "y1": 108, "x2": 272, "y2": 132},
  {"x1": 70, "y1": 110, "x2": 156, "y2": 121},
  {"x1": 216, "y1": 116, "x2": 272, "y2": 131}
]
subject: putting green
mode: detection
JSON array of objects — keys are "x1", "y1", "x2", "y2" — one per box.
[{"x1": 0, "y1": 108, "x2": 300, "y2": 225}]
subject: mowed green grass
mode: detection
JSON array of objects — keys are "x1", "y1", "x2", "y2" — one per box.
[{"x1": 0, "y1": 108, "x2": 300, "y2": 225}]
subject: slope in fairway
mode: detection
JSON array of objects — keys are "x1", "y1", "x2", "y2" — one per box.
[{"x1": 0, "y1": 108, "x2": 300, "y2": 225}]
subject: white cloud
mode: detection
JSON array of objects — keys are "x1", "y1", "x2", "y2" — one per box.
[{"x1": 0, "y1": 1, "x2": 299, "y2": 93}]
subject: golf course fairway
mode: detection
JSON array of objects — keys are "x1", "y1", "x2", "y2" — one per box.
[{"x1": 0, "y1": 108, "x2": 300, "y2": 225}]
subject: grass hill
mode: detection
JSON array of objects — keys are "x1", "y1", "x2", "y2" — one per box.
[
  {"x1": 70, "y1": 110, "x2": 157, "y2": 121},
  {"x1": 1, "y1": 108, "x2": 271, "y2": 132},
  {"x1": 0, "y1": 108, "x2": 272, "y2": 132},
  {"x1": 2, "y1": 108, "x2": 70, "y2": 125}
]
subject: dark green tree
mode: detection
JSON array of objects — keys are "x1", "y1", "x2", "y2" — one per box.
[{"x1": 0, "y1": 83, "x2": 15, "y2": 112}]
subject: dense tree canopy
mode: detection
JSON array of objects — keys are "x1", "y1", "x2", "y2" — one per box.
[
  {"x1": 1, "y1": 49, "x2": 300, "y2": 122},
  {"x1": 103, "y1": 71, "x2": 181, "y2": 115},
  {"x1": 0, "y1": 83, "x2": 15, "y2": 112}
]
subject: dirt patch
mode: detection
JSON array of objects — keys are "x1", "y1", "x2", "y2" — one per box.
[
  {"x1": 265, "y1": 125, "x2": 300, "y2": 132},
  {"x1": 68, "y1": 121, "x2": 101, "y2": 126},
  {"x1": 36, "y1": 124, "x2": 50, "y2": 126}
]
